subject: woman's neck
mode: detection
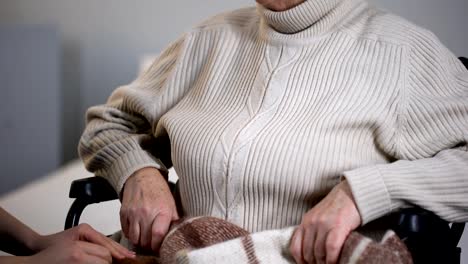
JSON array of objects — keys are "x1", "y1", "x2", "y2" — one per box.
[
  {"x1": 257, "y1": 0, "x2": 367, "y2": 39},
  {"x1": 256, "y1": 0, "x2": 306, "y2": 11}
]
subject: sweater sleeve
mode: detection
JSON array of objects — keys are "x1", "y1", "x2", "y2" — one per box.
[
  {"x1": 343, "y1": 31, "x2": 468, "y2": 225},
  {"x1": 78, "y1": 33, "x2": 193, "y2": 195}
]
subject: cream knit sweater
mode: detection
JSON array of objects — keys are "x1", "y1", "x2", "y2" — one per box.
[{"x1": 79, "y1": 0, "x2": 468, "y2": 232}]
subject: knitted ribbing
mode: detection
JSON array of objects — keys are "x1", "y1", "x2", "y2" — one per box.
[{"x1": 79, "y1": 0, "x2": 468, "y2": 232}]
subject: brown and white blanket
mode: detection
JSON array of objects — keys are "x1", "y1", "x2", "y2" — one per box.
[{"x1": 113, "y1": 217, "x2": 412, "y2": 264}]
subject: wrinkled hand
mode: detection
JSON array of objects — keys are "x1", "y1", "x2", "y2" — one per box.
[
  {"x1": 120, "y1": 167, "x2": 180, "y2": 252},
  {"x1": 27, "y1": 223, "x2": 135, "y2": 264},
  {"x1": 290, "y1": 180, "x2": 361, "y2": 264}
]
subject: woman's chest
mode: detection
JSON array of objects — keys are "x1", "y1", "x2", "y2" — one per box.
[
  {"x1": 162, "y1": 38, "x2": 404, "y2": 161},
  {"x1": 158, "y1": 38, "x2": 405, "y2": 203}
]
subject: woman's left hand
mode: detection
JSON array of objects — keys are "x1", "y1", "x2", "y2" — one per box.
[{"x1": 289, "y1": 180, "x2": 361, "y2": 264}]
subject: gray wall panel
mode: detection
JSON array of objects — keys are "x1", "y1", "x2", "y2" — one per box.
[{"x1": 0, "y1": 26, "x2": 60, "y2": 195}]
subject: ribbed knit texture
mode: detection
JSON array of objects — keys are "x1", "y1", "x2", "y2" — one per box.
[{"x1": 79, "y1": 0, "x2": 468, "y2": 232}]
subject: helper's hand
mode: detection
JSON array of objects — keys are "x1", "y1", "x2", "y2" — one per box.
[
  {"x1": 289, "y1": 180, "x2": 361, "y2": 264},
  {"x1": 26, "y1": 223, "x2": 135, "y2": 264},
  {"x1": 120, "y1": 167, "x2": 180, "y2": 252}
]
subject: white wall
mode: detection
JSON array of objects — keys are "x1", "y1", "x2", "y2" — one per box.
[{"x1": 0, "y1": 0, "x2": 467, "y2": 261}]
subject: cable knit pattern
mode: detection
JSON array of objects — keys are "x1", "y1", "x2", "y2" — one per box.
[{"x1": 79, "y1": 0, "x2": 468, "y2": 232}]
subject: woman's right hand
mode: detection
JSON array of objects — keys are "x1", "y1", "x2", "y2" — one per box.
[{"x1": 120, "y1": 167, "x2": 180, "y2": 252}]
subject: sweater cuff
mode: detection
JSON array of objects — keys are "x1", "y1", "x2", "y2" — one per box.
[
  {"x1": 342, "y1": 165, "x2": 392, "y2": 225},
  {"x1": 95, "y1": 150, "x2": 168, "y2": 197}
]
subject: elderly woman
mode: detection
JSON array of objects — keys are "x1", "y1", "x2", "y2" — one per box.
[{"x1": 79, "y1": 0, "x2": 468, "y2": 263}]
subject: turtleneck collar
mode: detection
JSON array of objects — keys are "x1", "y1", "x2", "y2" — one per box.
[{"x1": 257, "y1": 0, "x2": 367, "y2": 39}]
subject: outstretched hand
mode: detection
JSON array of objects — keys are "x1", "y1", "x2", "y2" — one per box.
[{"x1": 290, "y1": 180, "x2": 361, "y2": 264}]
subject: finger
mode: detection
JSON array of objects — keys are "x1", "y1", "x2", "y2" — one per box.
[
  {"x1": 78, "y1": 254, "x2": 109, "y2": 264},
  {"x1": 313, "y1": 228, "x2": 329, "y2": 264},
  {"x1": 78, "y1": 241, "x2": 112, "y2": 263},
  {"x1": 303, "y1": 226, "x2": 317, "y2": 264},
  {"x1": 140, "y1": 214, "x2": 153, "y2": 249},
  {"x1": 150, "y1": 213, "x2": 172, "y2": 252},
  {"x1": 107, "y1": 237, "x2": 136, "y2": 259},
  {"x1": 289, "y1": 227, "x2": 306, "y2": 264},
  {"x1": 87, "y1": 228, "x2": 135, "y2": 259},
  {"x1": 78, "y1": 224, "x2": 131, "y2": 259},
  {"x1": 129, "y1": 219, "x2": 141, "y2": 246},
  {"x1": 120, "y1": 209, "x2": 129, "y2": 238},
  {"x1": 325, "y1": 228, "x2": 349, "y2": 264},
  {"x1": 103, "y1": 237, "x2": 135, "y2": 259}
]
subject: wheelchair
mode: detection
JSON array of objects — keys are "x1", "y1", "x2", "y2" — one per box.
[{"x1": 65, "y1": 57, "x2": 468, "y2": 264}]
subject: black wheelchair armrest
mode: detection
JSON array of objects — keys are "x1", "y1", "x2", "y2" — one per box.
[
  {"x1": 69, "y1": 176, "x2": 119, "y2": 201},
  {"x1": 460, "y1": 57, "x2": 468, "y2": 67},
  {"x1": 393, "y1": 207, "x2": 465, "y2": 264},
  {"x1": 65, "y1": 176, "x2": 119, "y2": 230}
]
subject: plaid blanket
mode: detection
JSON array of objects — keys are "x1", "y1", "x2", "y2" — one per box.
[{"x1": 113, "y1": 217, "x2": 412, "y2": 264}]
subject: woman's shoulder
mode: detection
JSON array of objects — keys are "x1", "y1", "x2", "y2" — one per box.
[{"x1": 341, "y1": 5, "x2": 442, "y2": 49}]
